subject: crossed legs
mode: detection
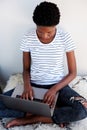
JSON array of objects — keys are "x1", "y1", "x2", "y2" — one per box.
[{"x1": 4, "y1": 86, "x2": 87, "y2": 128}]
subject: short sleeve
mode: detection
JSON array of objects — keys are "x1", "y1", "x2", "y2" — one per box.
[
  {"x1": 20, "y1": 35, "x2": 30, "y2": 52},
  {"x1": 64, "y1": 32, "x2": 76, "y2": 52}
]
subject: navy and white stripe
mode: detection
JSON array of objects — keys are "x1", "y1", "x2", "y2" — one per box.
[{"x1": 20, "y1": 26, "x2": 76, "y2": 85}]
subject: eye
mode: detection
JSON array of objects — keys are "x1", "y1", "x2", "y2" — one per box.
[
  {"x1": 37, "y1": 31, "x2": 42, "y2": 35},
  {"x1": 47, "y1": 32, "x2": 51, "y2": 36},
  {"x1": 47, "y1": 32, "x2": 51, "y2": 34}
]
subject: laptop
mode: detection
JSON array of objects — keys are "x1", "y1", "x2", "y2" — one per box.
[{"x1": 0, "y1": 85, "x2": 58, "y2": 117}]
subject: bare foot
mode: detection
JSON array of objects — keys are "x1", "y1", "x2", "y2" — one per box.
[
  {"x1": 59, "y1": 123, "x2": 69, "y2": 128},
  {"x1": 5, "y1": 116, "x2": 53, "y2": 128},
  {"x1": 5, "y1": 117, "x2": 30, "y2": 128}
]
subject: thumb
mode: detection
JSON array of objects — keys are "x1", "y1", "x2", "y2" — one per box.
[{"x1": 30, "y1": 91, "x2": 33, "y2": 100}]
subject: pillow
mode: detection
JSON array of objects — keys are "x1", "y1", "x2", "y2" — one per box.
[
  {"x1": 71, "y1": 76, "x2": 87, "y2": 99},
  {"x1": 3, "y1": 73, "x2": 23, "y2": 93},
  {"x1": 69, "y1": 76, "x2": 82, "y2": 88}
]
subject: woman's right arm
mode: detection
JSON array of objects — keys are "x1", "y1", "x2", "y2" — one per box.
[{"x1": 22, "y1": 52, "x2": 34, "y2": 100}]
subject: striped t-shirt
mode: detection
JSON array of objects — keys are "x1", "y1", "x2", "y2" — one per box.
[{"x1": 20, "y1": 26, "x2": 76, "y2": 85}]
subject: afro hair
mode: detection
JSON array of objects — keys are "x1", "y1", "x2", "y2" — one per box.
[{"x1": 33, "y1": 1, "x2": 60, "y2": 26}]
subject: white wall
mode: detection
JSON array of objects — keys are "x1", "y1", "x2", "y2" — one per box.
[{"x1": 0, "y1": 0, "x2": 87, "y2": 82}]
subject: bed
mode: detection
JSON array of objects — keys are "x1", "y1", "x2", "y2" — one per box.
[{"x1": 0, "y1": 73, "x2": 87, "y2": 130}]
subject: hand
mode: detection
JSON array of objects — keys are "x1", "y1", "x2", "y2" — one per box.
[
  {"x1": 43, "y1": 87, "x2": 57, "y2": 107},
  {"x1": 21, "y1": 86, "x2": 34, "y2": 100}
]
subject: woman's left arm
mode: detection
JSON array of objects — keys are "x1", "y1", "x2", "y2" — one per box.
[
  {"x1": 53, "y1": 50, "x2": 77, "y2": 91},
  {"x1": 44, "y1": 51, "x2": 77, "y2": 106}
]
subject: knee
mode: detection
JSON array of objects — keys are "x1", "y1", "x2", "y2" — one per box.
[{"x1": 74, "y1": 101, "x2": 87, "y2": 120}]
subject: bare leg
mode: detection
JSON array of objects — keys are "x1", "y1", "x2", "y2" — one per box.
[
  {"x1": 5, "y1": 115, "x2": 70, "y2": 128},
  {"x1": 5, "y1": 97, "x2": 87, "y2": 128},
  {"x1": 59, "y1": 123, "x2": 69, "y2": 128},
  {"x1": 5, "y1": 115, "x2": 53, "y2": 128}
]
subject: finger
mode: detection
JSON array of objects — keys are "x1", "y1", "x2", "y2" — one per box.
[
  {"x1": 32, "y1": 89, "x2": 34, "y2": 98},
  {"x1": 43, "y1": 95, "x2": 49, "y2": 103},
  {"x1": 47, "y1": 94, "x2": 56, "y2": 107},
  {"x1": 30, "y1": 91, "x2": 33, "y2": 100},
  {"x1": 44, "y1": 94, "x2": 51, "y2": 105},
  {"x1": 47, "y1": 96, "x2": 54, "y2": 106},
  {"x1": 21, "y1": 93, "x2": 26, "y2": 99},
  {"x1": 22, "y1": 92, "x2": 29, "y2": 100},
  {"x1": 26, "y1": 93, "x2": 29, "y2": 100},
  {"x1": 50, "y1": 98, "x2": 55, "y2": 108},
  {"x1": 43, "y1": 92, "x2": 50, "y2": 102}
]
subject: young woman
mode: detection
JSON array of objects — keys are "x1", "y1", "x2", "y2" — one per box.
[{"x1": 1, "y1": 1, "x2": 87, "y2": 128}]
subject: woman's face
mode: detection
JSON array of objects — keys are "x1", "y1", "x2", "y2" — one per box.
[{"x1": 36, "y1": 26, "x2": 56, "y2": 44}]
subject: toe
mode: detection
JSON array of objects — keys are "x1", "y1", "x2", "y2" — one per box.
[{"x1": 5, "y1": 119, "x2": 19, "y2": 128}]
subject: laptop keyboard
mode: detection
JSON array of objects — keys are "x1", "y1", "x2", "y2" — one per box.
[
  {"x1": 16, "y1": 95, "x2": 43, "y2": 102},
  {"x1": 16, "y1": 95, "x2": 21, "y2": 98},
  {"x1": 33, "y1": 98, "x2": 43, "y2": 102}
]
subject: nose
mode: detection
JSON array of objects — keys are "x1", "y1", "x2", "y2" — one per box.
[{"x1": 42, "y1": 33, "x2": 49, "y2": 39}]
